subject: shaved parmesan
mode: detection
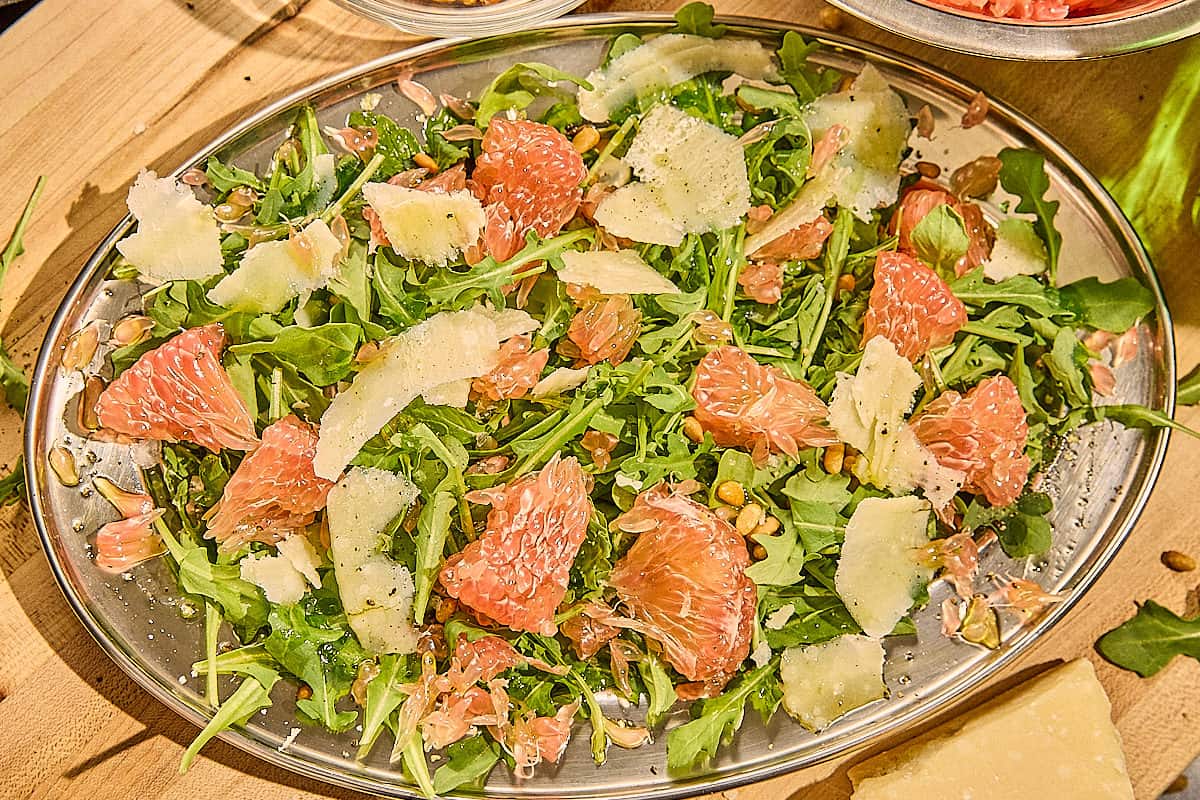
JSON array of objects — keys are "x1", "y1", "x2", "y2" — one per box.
[
  {"x1": 311, "y1": 153, "x2": 338, "y2": 209},
  {"x1": 530, "y1": 366, "x2": 590, "y2": 398},
  {"x1": 984, "y1": 218, "x2": 1048, "y2": 282},
  {"x1": 595, "y1": 105, "x2": 750, "y2": 246},
  {"x1": 208, "y1": 219, "x2": 343, "y2": 313},
  {"x1": 829, "y1": 336, "x2": 965, "y2": 509},
  {"x1": 781, "y1": 635, "x2": 886, "y2": 731},
  {"x1": 743, "y1": 166, "x2": 846, "y2": 255},
  {"x1": 276, "y1": 535, "x2": 322, "y2": 589},
  {"x1": 421, "y1": 379, "x2": 471, "y2": 409},
  {"x1": 240, "y1": 551, "x2": 309, "y2": 605},
  {"x1": 313, "y1": 307, "x2": 535, "y2": 480},
  {"x1": 556, "y1": 250, "x2": 679, "y2": 295},
  {"x1": 803, "y1": 65, "x2": 910, "y2": 221},
  {"x1": 578, "y1": 34, "x2": 779, "y2": 122},
  {"x1": 327, "y1": 468, "x2": 421, "y2": 654},
  {"x1": 361, "y1": 183, "x2": 485, "y2": 265},
  {"x1": 835, "y1": 496, "x2": 934, "y2": 638},
  {"x1": 116, "y1": 170, "x2": 223, "y2": 285}
]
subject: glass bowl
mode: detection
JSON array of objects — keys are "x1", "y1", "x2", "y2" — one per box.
[
  {"x1": 828, "y1": 0, "x2": 1200, "y2": 59},
  {"x1": 331, "y1": 0, "x2": 587, "y2": 37}
]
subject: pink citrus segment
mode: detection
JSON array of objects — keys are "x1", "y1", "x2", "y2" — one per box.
[
  {"x1": 439, "y1": 454, "x2": 592, "y2": 635},
  {"x1": 748, "y1": 214, "x2": 834, "y2": 262},
  {"x1": 894, "y1": 184, "x2": 994, "y2": 277},
  {"x1": 608, "y1": 487, "x2": 756, "y2": 692},
  {"x1": 471, "y1": 119, "x2": 587, "y2": 261},
  {"x1": 737, "y1": 261, "x2": 784, "y2": 305},
  {"x1": 96, "y1": 323, "x2": 258, "y2": 452},
  {"x1": 472, "y1": 334, "x2": 550, "y2": 401},
  {"x1": 560, "y1": 605, "x2": 621, "y2": 659},
  {"x1": 912, "y1": 375, "x2": 1031, "y2": 507},
  {"x1": 205, "y1": 414, "x2": 334, "y2": 550},
  {"x1": 560, "y1": 288, "x2": 641, "y2": 367},
  {"x1": 862, "y1": 250, "x2": 968, "y2": 361},
  {"x1": 928, "y1": 0, "x2": 1122, "y2": 20},
  {"x1": 94, "y1": 510, "x2": 166, "y2": 573},
  {"x1": 691, "y1": 345, "x2": 838, "y2": 461}
]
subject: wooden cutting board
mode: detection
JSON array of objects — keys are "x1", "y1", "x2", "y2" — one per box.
[{"x1": 0, "y1": 1, "x2": 1198, "y2": 799}]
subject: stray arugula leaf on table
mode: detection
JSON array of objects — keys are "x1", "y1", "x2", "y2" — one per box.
[{"x1": 1096, "y1": 601, "x2": 1200, "y2": 677}]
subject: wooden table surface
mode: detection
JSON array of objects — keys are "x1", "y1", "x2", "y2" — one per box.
[{"x1": 1, "y1": 1, "x2": 1198, "y2": 798}]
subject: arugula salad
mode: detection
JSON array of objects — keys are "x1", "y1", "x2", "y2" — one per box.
[{"x1": 57, "y1": 4, "x2": 1175, "y2": 792}]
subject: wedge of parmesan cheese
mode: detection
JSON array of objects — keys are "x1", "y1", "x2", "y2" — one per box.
[
  {"x1": 313, "y1": 306, "x2": 536, "y2": 480},
  {"x1": 240, "y1": 552, "x2": 306, "y2": 605},
  {"x1": 849, "y1": 659, "x2": 1134, "y2": 800},
  {"x1": 743, "y1": 165, "x2": 847, "y2": 256},
  {"x1": 361, "y1": 183, "x2": 485, "y2": 265},
  {"x1": 578, "y1": 34, "x2": 780, "y2": 122},
  {"x1": 116, "y1": 170, "x2": 224, "y2": 285},
  {"x1": 803, "y1": 65, "x2": 910, "y2": 222},
  {"x1": 781, "y1": 635, "x2": 886, "y2": 731},
  {"x1": 556, "y1": 250, "x2": 679, "y2": 295},
  {"x1": 829, "y1": 336, "x2": 965, "y2": 509},
  {"x1": 326, "y1": 467, "x2": 421, "y2": 654},
  {"x1": 530, "y1": 366, "x2": 590, "y2": 398},
  {"x1": 207, "y1": 219, "x2": 343, "y2": 313},
  {"x1": 835, "y1": 495, "x2": 933, "y2": 638},
  {"x1": 984, "y1": 218, "x2": 1048, "y2": 282},
  {"x1": 421, "y1": 379, "x2": 472, "y2": 409},
  {"x1": 276, "y1": 535, "x2": 322, "y2": 588},
  {"x1": 594, "y1": 104, "x2": 751, "y2": 246}
]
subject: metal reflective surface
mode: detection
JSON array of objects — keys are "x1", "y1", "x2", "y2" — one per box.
[
  {"x1": 26, "y1": 15, "x2": 1174, "y2": 800},
  {"x1": 828, "y1": 0, "x2": 1200, "y2": 60}
]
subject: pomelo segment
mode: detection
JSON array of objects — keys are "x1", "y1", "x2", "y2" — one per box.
[
  {"x1": 609, "y1": 486, "x2": 756, "y2": 692},
  {"x1": 207, "y1": 219, "x2": 344, "y2": 313},
  {"x1": 95, "y1": 323, "x2": 259, "y2": 453},
  {"x1": 861, "y1": 251, "x2": 967, "y2": 362},
  {"x1": 206, "y1": 414, "x2": 333, "y2": 551},
  {"x1": 327, "y1": 467, "x2": 421, "y2": 654},
  {"x1": 116, "y1": 170, "x2": 223, "y2": 285},
  {"x1": 439, "y1": 454, "x2": 592, "y2": 636}
]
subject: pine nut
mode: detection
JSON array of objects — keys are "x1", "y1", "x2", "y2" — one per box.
[
  {"x1": 716, "y1": 480, "x2": 746, "y2": 507},
  {"x1": 682, "y1": 416, "x2": 705, "y2": 443},
  {"x1": 572, "y1": 126, "x2": 600, "y2": 154},
  {"x1": 823, "y1": 443, "x2": 845, "y2": 474},
  {"x1": 736, "y1": 503, "x2": 764, "y2": 535}
]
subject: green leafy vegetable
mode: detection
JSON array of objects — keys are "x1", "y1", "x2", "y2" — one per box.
[
  {"x1": 433, "y1": 735, "x2": 502, "y2": 794},
  {"x1": 669, "y1": 1, "x2": 727, "y2": 37},
  {"x1": 0, "y1": 458, "x2": 25, "y2": 506},
  {"x1": 180, "y1": 672, "x2": 279, "y2": 772},
  {"x1": 1059, "y1": 276, "x2": 1154, "y2": 334},
  {"x1": 964, "y1": 492, "x2": 1053, "y2": 558},
  {"x1": 910, "y1": 204, "x2": 969, "y2": 278},
  {"x1": 998, "y1": 148, "x2": 1062, "y2": 282},
  {"x1": 666, "y1": 661, "x2": 778, "y2": 771},
  {"x1": 230, "y1": 323, "x2": 361, "y2": 386},
  {"x1": 1090, "y1": 404, "x2": 1200, "y2": 440},
  {"x1": 357, "y1": 654, "x2": 413, "y2": 758},
  {"x1": 1096, "y1": 600, "x2": 1200, "y2": 677},
  {"x1": 475, "y1": 63, "x2": 591, "y2": 128},
  {"x1": 1178, "y1": 363, "x2": 1200, "y2": 406},
  {"x1": 776, "y1": 31, "x2": 840, "y2": 104},
  {"x1": 263, "y1": 602, "x2": 365, "y2": 732}
]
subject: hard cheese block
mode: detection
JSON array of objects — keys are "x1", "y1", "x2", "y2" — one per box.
[{"x1": 849, "y1": 659, "x2": 1134, "y2": 800}]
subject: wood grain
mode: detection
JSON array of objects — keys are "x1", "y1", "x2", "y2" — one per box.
[{"x1": 0, "y1": 1, "x2": 1197, "y2": 798}]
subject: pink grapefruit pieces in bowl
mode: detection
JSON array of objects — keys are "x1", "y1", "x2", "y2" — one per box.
[
  {"x1": 95, "y1": 322, "x2": 258, "y2": 452},
  {"x1": 439, "y1": 454, "x2": 592, "y2": 635},
  {"x1": 691, "y1": 345, "x2": 838, "y2": 462},
  {"x1": 861, "y1": 250, "x2": 968, "y2": 361}
]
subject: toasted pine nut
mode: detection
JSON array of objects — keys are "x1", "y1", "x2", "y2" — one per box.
[
  {"x1": 753, "y1": 516, "x2": 781, "y2": 536},
  {"x1": 1162, "y1": 550, "x2": 1197, "y2": 572},
  {"x1": 736, "y1": 503, "x2": 764, "y2": 535},
  {"x1": 682, "y1": 416, "x2": 705, "y2": 443},
  {"x1": 413, "y1": 153, "x2": 439, "y2": 173},
  {"x1": 823, "y1": 443, "x2": 845, "y2": 474},
  {"x1": 572, "y1": 126, "x2": 600, "y2": 154},
  {"x1": 716, "y1": 480, "x2": 746, "y2": 507},
  {"x1": 714, "y1": 505, "x2": 738, "y2": 522},
  {"x1": 837, "y1": 274, "x2": 856, "y2": 294}
]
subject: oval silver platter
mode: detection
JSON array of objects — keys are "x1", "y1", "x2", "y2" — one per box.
[{"x1": 25, "y1": 14, "x2": 1173, "y2": 800}]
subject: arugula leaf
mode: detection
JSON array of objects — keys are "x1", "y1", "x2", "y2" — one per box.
[
  {"x1": 1096, "y1": 600, "x2": 1200, "y2": 677},
  {"x1": 745, "y1": 522, "x2": 806, "y2": 586},
  {"x1": 951, "y1": 268, "x2": 1064, "y2": 318},
  {"x1": 347, "y1": 110, "x2": 421, "y2": 177},
  {"x1": 412, "y1": 489, "x2": 455, "y2": 624},
  {"x1": 264, "y1": 603, "x2": 365, "y2": 732},
  {"x1": 475, "y1": 63, "x2": 591, "y2": 128},
  {"x1": 423, "y1": 108, "x2": 470, "y2": 169},
  {"x1": 964, "y1": 492, "x2": 1053, "y2": 558},
  {"x1": 670, "y1": 2, "x2": 726, "y2": 37},
  {"x1": 230, "y1": 323, "x2": 361, "y2": 386},
  {"x1": 1043, "y1": 327, "x2": 1091, "y2": 406},
  {"x1": 0, "y1": 342, "x2": 28, "y2": 415},
  {"x1": 206, "y1": 155, "x2": 266, "y2": 194},
  {"x1": 328, "y1": 239, "x2": 373, "y2": 325},
  {"x1": 666, "y1": 661, "x2": 777, "y2": 771},
  {"x1": 193, "y1": 643, "x2": 282, "y2": 686},
  {"x1": 776, "y1": 31, "x2": 839, "y2": 104},
  {"x1": 637, "y1": 653, "x2": 678, "y2": 728},
  {"x1": 357, "y1": 653, "x2": 414, "y2": 758},
  {"x1": 180, "y1": 672, "x2": 279, "y2": 772},
  {"x1": 910, "y1": 204, "x2": 969, "y2": 278},
  {"x1": 433, "y1": 735, "x2": 501, "y2": 794},
  {"x1": 1058, "y1": 276, "x2": 1154, "y2": 334},
  {"x1": 148, "y1": 280, "x2": 259, "y2": 341},
  {"x1": 0, "y1": 458, "x2": 25, "y2": 505},
  {"x1": 157, "y1": 522, "x2": 269, "y2": 631},
  {"x1": 1090, "y1": 404, "x2": 1200, "y2": 440},
  {"x1": 1179, "y1": 363, "x2": 1200, "y2": 406},
  {"x1": 1, "y1": 175, "x2": 45, "y2": 290},
  {"x1": 761, "y1": 589, "x2": 860, "y2": 649},
  {"x1": 998, "y1": 148, "x2": 1062, "y2": 282}
]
